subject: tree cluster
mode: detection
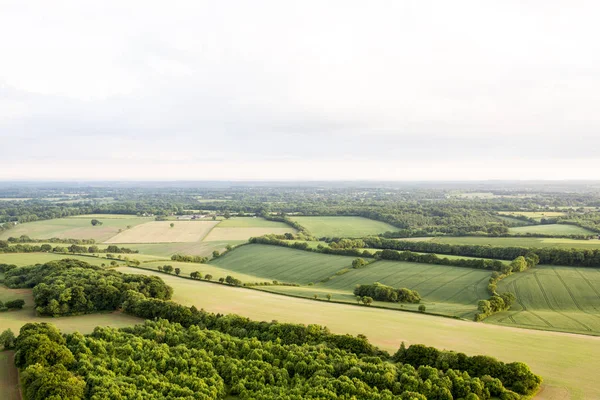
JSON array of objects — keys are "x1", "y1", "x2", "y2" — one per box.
[
  {"x1": 3, "y1": 259, "x2": 172, "y2": 316},
  {"x1": 170, "y1": 254, "x2": 209, "y2": 263},
  {"x1": 354, "y1": 283, "x2": 421, "y2": 304},
  {"x1": 0, "y1": 298, "x2": 25, "y2": 311}
]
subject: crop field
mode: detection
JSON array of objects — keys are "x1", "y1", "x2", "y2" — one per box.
[
  {"x1": 508, "y1": 224, "x2": 595, "y2": 236},
  {"x1": 0, "y1": 253, "x2": 126, "y2": 267},
  {"x1": 318, "y1": 260, "x2": 490, "y2": 317},
  {"x1": 203, "y1": 218, "x2": 295, "y2": 241},
  {"x1": 116, "y1": 267, "x2": 600, "y2": 400},
  {"x1": 498, "y1": 211, "x2": 566, "y2": 221},
  {"x1": 113, "y1": 241, "x2": 245, "y2": 258},
  {"x1": 104, "y1": 221, "x2": 219, "y2": 243},
  {"x1": 486, "y1": 266, "x2": 600, "y2": 335},
  {"x1": 208, "y1": 244, "x2": 355, "y2": 284},
  {"x1": 289, "y1": 216, "x2": 397, "y2": 237},
  {"x1": 0, "y1": 215, "x2": 151, "y2": 241},
  {"x1": 131, "y1": 262, "x2": 265, "y2": 284},
  {"x1": 405, "y1": 236, "x2": 600, "y2": 249}
]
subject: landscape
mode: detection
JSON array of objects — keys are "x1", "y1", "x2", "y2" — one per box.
[
  {"x1": 1, "y1": 182, "x2": 600, "y2": 399},
  {"x1": 2, "y1": 2, "x2": 600, "y2": 399}
]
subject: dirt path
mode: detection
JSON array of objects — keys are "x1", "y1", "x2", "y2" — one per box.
[{"x1": 0, "y1": 351, "x2": 20, "y2": 400}]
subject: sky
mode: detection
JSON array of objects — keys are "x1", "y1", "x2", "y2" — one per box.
[{"x1": 1, "y1": 0, "x2": 599, "y2": 181}]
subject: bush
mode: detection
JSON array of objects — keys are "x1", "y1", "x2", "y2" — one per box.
[{"x1": 418, "y1": 304, "x2": 426, "y2": 313}]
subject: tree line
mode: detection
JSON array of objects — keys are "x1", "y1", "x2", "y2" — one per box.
[{"x1": 354, "y1": 283, "x2": 421, "y2": 304}]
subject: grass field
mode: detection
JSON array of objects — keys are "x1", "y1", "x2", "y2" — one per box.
[
  {"x1": 0, "y1": 215, "x2": 151, "y2": 242},
  {"x1": 114, "y1": 241, "x2": 245, "y2": 258},
  {"x1": 498, "y1": 211, "x2": 566, "y2": 221},
  {"x1": 405, "y1": 236, "x2": 600, "y2": 249},
  {"x1": 508, "y1": 224, "x2": 595, "y2": 236},
  {"x1": 203, "y1": 217, "x2": 295, "y2": 241},
  {"x1": 289, "y1": 216, "x2": 397, "y2": 237},
  {"x1": 104, "y1": 221, "x2": 219, "y2": 243},
  {"x1": 0, "y1": 253, "x2": 126, "y2": 267},
  {"x1": 117, "y1": 266, "x2": 600, "y2": 400},
  {"x1": 131, "y1": 261, "x2": 266, "y2": 284},
  {"x1": 209, "y1": 244, "x2": 355, "y2": 284},
  {"x1": 486, "y1": 266, "x2": 600, "y2": 335}
]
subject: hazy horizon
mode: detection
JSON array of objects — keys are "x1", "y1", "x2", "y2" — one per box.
[{"x1": 2, "y1": 1, "x2": 599, "y2": 180}]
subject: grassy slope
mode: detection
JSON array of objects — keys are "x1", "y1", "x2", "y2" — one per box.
[
  {"x1": 508, "y1": 224, "x2": 595, "y2": 236},
  {"x1": 133, "y1": 261, "x2": 266, "y2": 284},
  {"x1": 0, "y1": 216, "x2": 151, "y2": 242},
  {"x1": 118, "y1": 267, "x2": 600, "y2": 400},
  {"x1": 208, "y1": 244, "x2": 355, "y2": 284},
  {"x1": 405, "y1": 236, "x2": 600, "y2": 249},
  {"x1": 289, "y1": 216, "x2": 397, "y2": 237},
  {"x1": 104, "y1": 221, "x2": 220, "y2": 244}
]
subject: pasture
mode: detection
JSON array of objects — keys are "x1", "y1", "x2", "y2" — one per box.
[
  {"x1": 405, "y1": 236, "x2": 600, "y2": 249},
  {"x1": 117, "y1": 267, "x2": 600, "y2": 400},
  {"x1": 209, "y1": 244, "x2": 355, "y2": 284},
  {"x1": 104, "y1": 221, "x2": 219, "y2": 243},
  {"x1": 203, "y1": 217, "x2": 295, "y2": 241},
  {"x1": 508, "y1": 224, "x2": 595, "y2": 236},
  {"x1": 289, "y1": 216, "x2": 397, "y2": 237},
  {"x1": 0, "y1": 215, "x2": 151, "y2": 242},
  {"x1": 487, "y1": 265, "x2": 600, "y2": 335}
]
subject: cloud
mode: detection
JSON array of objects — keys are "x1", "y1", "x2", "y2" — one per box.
[{"x1": 0, "y1": 0, "x2": 599, "y2": 180}]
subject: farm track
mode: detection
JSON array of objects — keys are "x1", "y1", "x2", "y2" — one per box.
[
  {"x1": 534, "y1": 272, "x2": 591, "y2": 331},
  {"x1": 575, "y1": 268, "x2": 600, "y2": 303},
  {"x1": 443, "y1": 273, "x2": 490, "y2": 304}
]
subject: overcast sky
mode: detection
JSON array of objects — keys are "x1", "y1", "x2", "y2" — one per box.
[{"x1": 1, "y1": 1, "x2": 599, "y2": 181}]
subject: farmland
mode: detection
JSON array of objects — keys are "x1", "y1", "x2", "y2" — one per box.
[
  {"x1": 508, "y1": 224, "x2": 595, "y2": 236},
  {"x1": 498, "y1": 211, "x2": 567, "y2": 221},
  {"x1": 0, "y1": 253, "x2": 126, "y2": 267},
  {"x1": 203, "y1": 217, "x2": 295, "y2": 241},
  {"x1": 104, "y1": 220, "x2": 219, "y2": 243},
  {"x1": 116, "y1": 267, "x2": 600, "y2": 400},
  {"x1": 0, "y1": 215, "x2": 151, "y2": 241},
  {"x1": 404, "y1": 235, "x2": 600, "y2": 249},
  {"x1": 486, "y1": 265, "x2": 600, "y2": 335},
  {"x1": 209, "y1": 244, "x2": 356, "y2": 284},
  {"x1": 289, "y1": 216, "x2": 397, "y2": 237}
]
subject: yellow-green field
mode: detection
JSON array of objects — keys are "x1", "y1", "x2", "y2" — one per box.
[
  {"x1": 0, "y1": 215, "x2": 151, "y2": 241},
  {"x1": 104, "y1": 221, "x2": 219, "y2": 243},
  {"x1": 117, "y1": 267, "x2": 600, "y2": 400},
  {"x1": 289, "y1": 216, "x2": 397, "y2": 237},
  {"x1": 405, "y1": 236, "x2": 600, "y2": 249},
  {"x1": 0, "y1": 253, "x2": 126, "y2": 267},
  {"x1": 508, "y1": 224, "x2": 595, "y2": 236},
  {"x1": 203, "y1": 217, "x2": 295, "y2": 241}
]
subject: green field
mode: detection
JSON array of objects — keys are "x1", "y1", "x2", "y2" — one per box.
[
  {"x1": 486, "y1": 266, "x2": 600, "y2": 335},
  {"x1": 405, "y1": 236, "x2": 600, "y2": 249},
  {"x1": 498, "y1": 211, "x2": 566, "y2": 221},
  {"x1": 133, "y1": 261, "x2": 266, "y2": 284},
  {"x1": 115, "y1": 241, "x2": 245, "y2": 258},
  {"x1": 209, "y1": 244, "x2": 355, "y2": 284},
  {"x1": 289, "y1": 216, "x2": 397, "y2": 237},
  {"x1": 0, "y1": 253, "x2": 126, "y2": 267},
  {"x1": 216, "y1": 217, "x2": 291, "y2": 228},
  {"x1": 0, "y1": 215, "x2": 151, "y2": 242},
  {"x1": 508, "y1": 223, "x2": 595, "y2": 236},
  {"x1": 117, "y1": 266, "x2": 600, "y2": 400}
]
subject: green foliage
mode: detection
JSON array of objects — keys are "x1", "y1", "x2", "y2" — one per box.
[
  {"x1": 354, "y1": 283, "x2": 421, "y2": 304},
  {"x1": 171, "y1": 253, "x2": 208, "y2": 263},
  {"x1": 0, "y1": 328, "x2": 16, "y2": 349},
  {"x1": 3, "y1": 259, "x2": 172, "y2": 316}
]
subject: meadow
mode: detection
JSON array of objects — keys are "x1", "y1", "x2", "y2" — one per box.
[
  {"x1": 116, "y1": 267, "x2": 600, "y2": 400},
  {"x1": 0, "y1": 215, "x2": 151, "y2": 242},
  {"x1": 405, "y1": 235, "x2": 600, "y2": 249},
  {"x1": 289, "y1": 216, "x2": 397, "y2": 237},
  {"x1": 508, "y1": 223, "x2": 595, "y2": 236}
]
